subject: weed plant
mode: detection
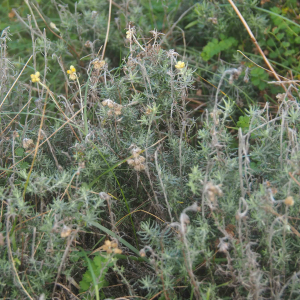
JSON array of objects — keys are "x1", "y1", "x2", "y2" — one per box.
[{"x1": 1, "y1": 1, "x2": 300, "y2": 300}]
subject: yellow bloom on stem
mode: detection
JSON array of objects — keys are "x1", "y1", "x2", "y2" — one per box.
[
  {"x1": 175, "y1": 61, "x2": 185, "y2": 70},
  {"x1": 30, "y1": 72, "x2": 40, "y2": 83},
  {"x1": 126, "y1": 30, "x2": 131, "y2": 39},
  {"x1": 67, "y1": 65, "x2": 77, "y2": 80}
]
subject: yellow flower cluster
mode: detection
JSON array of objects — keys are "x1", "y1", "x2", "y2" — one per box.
[
  {"x1": 102, "y1": 99, "x2": 122, "y2": 116},
  {"x1": 175, "y1": 61, "x2": 185, "y2": 70},
  {"x1": 100, "y1": 240, "x2": 122, "y2": 254},
  {"x1": 126, "y1": 30, "x2": 132, "y2": 39},
  {"x1": 67, "y1": 65, "x2": 77, "y2": 80},
  {"x1": 126, "y1": 28, "x2": 135, "y2": 40},
  {"x1": 127, "y1": 147, "x2": 146, "y2": 171},
  {"x1": 30, "y1": 72, "x2": 40, "y2": 83}
]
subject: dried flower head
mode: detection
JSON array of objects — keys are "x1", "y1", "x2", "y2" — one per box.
[
  {"x1": 127, "y1": 159, "x2": 135, "y2": 166},
  {"x1": 61, "y1": 225, "x2": 72, "y2": 238},
  {"x1": 113, "y1": 248, "x2": 122, "y2": 254},
  {"x1": 69, "y1": 73, "x2": 77, "y2": 80},
  {"x1": 114, "y1": 109, "x2": 122, "y2": 116},
  {"x1": 167, "y1": 49, "x2": 179, "y2": 58},
  {"x1": 13, "y1": 131, "x2": 19, "y2": 138},
  {"x1": 91, "y1": 11, "x2": 98, "y2": 19},
  {"x1": 284, "y1": 196, "x2": 294, "y2": 206},
  {"x1": 78, "y1": 161, "x2": 85, "y2": 169},
  {"x1": 101, "y1": 240, "x2": 113, "y2": 253},
  {"x1": 102, "y1": 99, "x2": 114, "y2": 108},
  {"x1": 205, "y1": 182, "x2": 223, "y2": 199},
  {"x1": 207, "y1": 17, "x2": 218, "y2": 24},
  {"x1": 135, "y1": 156, "x2": 145, "y2": 164},
  {"x1": 131, "y1": 147, "x2": 142, "y2": 158},
  {"x1": 50, "y1": 22, "x2": 59, "y2": 31},
  {"x1": 149, "y1": 29, "x2": 164, "y2": 39},
  {"x1": 218, "y1": 239, "x2": 229, "y2": 253},
  {"x1": 67, "y1": 65, "x2": 77, "y2": 80},
  {"x1": 30, "y1": 72, "x2": 40, "y2": 83},
  {"x1": 23, "y1": 138, "x2": 34, "y2": 150},
  {"x1": 114, "y1": 104, "x2": 122, "y2": 115},
  {"x1": 99, "y1": 192, "x2": 111, "y2": 201},
  {"x1": 8, "y1": 10, "x2": 15, "y2": 19},
  {"x1": 134, "y1": 164, "x2": 146, "y2": 171},
  {"x1": 139, "y1": 249, "x2": 146, "y2": 257},
  {"x1": 276, "y1": 93, "x2": 286, "y2": 102},
  {"x1": 145, "y1": 107, "x2": 152, "y2": 115},
  {"x1": 102, "y1": 100, "x2": 123, "y2": 116},
  {"x1": 111, "y1": 241, "x2": 118, "y2": 248},
  {"x1": 126, "y1": 27, "x2": 135, "y2": 40},
  {"x1": 225, "y1": 224, "x2": 235, "y2": 238},
  {"x1": 92, "y1": 59, "x2": 106, "y2": 70},
  {"x1": 175, "y1": 61, "x2": 185, "y2": 69},
  {"x1": 100, "y1": 239, "x2": 122, "y2": 254},
  {"x1": 85, "y1": 40, "x2": 92, "y2": 48}
]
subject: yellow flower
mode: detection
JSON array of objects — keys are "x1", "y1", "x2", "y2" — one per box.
[
  {"x1": 126, "y1": 29, "x2": 134, "y2": 40},
  {"x1": 30, "y1": 71, "x2": 40, "y2": 83},
  {"x1": 67, "y1": 65, "x2": 76, "y2": 73},
  {"x1": 67, "y1": 65, "x2": 77, "y2": 80},
  {"x1": 175, "y1": 61, "x2": 185, "y2": 69}
]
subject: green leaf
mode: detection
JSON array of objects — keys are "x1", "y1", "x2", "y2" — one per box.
[
  {"x1": 295, "y1": 36, "x2": 300, "y2": 44},
  {"x1": 270, "y1": 7, "x2": 281, "y2": 14},
  {"x1": 94, "y1": 255, "x2": 112, "y2": 270},
  {"x1": 267, "y1": 38, "x2": 276, "y2": 47},
  {"x1": 258, "y1": 82, "x2": 267, "y2": 90},
  {"x1": 79, "y1": 252, "x2": 100, "y2": 300},
  {"x1": 201, "y1": 37, "x2": 237, "y2": 61},
  {"x1": 284, "y1": 49, "x2": 295, "y2": 56},
  {"x1": 278, "y1": 22, "x2": 287, "y2": 30},
  {"x1": 82, "y1": 271, "x2": 93, "y2": 284},
  {"x1": 79, "y1": 280, "x2": 90, "y2": 291},
  {"x1": 276, "y1": 33, "x2": 284, "y2": 40},
  {"x1": 269, "y1": 51, "x2": 278, "y2": 59},
  {"x1": 281, "y1": 41, "x2": 290, "y2": 47},
  {"x1": 19, "y1": 162, "x2": 30, "y2": 170},
  {"x1": 185, "y1": 20, "x2": 199, "y2": 29},
  {"x1": 237, "y1": 116, "x2": 250, "y2": 129},
  {"x1": 79, "y1": 252, "x2": 113, "y2": 295},
  {"x1": 15, "y1": 148, "x2": 24, "y2": 157}
]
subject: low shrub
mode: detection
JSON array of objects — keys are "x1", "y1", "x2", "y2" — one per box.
[{"x1": 1, "y1": 1, "x2": 300, "y2": 299}]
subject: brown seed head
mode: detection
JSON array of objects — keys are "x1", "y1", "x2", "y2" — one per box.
[{"x1": 284, "y1": 196, "x2": 294, "y2": 206}]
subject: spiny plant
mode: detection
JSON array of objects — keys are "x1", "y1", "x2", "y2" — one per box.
[{"x1": 1, "y1": 1, "x2": 300, "y2": 299}]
